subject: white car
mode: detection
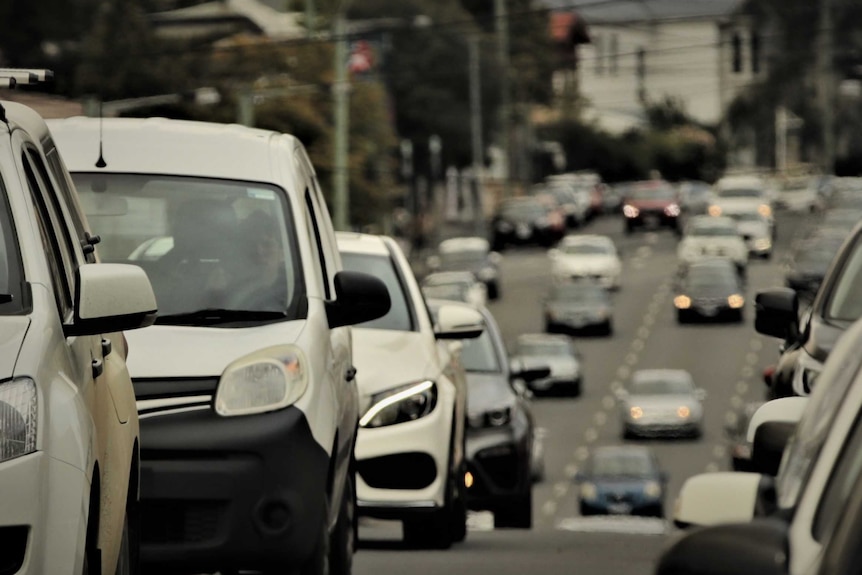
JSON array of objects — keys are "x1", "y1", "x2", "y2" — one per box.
[
  {"x1": 337, "y1": 232, "x2": 484, "y2": 549},
  {"x1": 677, "y1": 215, "x2": 749, "y2": 271},
  {"x1": 729, "y1": 210, "x2": 774, "y2": 258},
  {"x1": 709, "y1": 175, "x2": 775, "y2": 228},
  {"x1": 548, "y1": 234, "x2": 622, "y2": 289},
  {"x1": 0, "y1": 95, "x2": 157, "y2": 573},
  {"x1": 421, "y1": 270, "x2": 488, "y2": 308},
  {"x1": 49, "y1": 117, "x2": 390, "y2": 575}
]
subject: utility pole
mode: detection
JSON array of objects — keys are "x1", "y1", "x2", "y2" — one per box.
[
  {"x1": 469, "y1": 34, "x2": 485, "y2": 235},
  {"x1": 333, "y1": 7, "x2": 350, "y2": 230},
  {"x1": 305, "y1": 0, "x2": 316, "y2": 37},
  {"x1": 495, "y1": 0, "x2": 511, "y2": 196},
  {"x1": 818, "y1": 0, "x2": 835, "y2": 173}
]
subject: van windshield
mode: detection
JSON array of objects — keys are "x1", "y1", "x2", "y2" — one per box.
[{"x1": 70, "y1": 173, "x2": 305, "y2": 323}]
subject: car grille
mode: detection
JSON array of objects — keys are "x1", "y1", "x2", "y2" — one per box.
[
  {"x1": 142, "y1": 500, "x2": 225, "y2": 544},
  {"x1": 603, "y1": 492, "x2": 634, "y2": 504},
  {"x1": 357, "y1": 452, "x2": 437, "y2": 490},
  {"x1": 134, "y1": 377, "x2": 219, "y2": 416}
]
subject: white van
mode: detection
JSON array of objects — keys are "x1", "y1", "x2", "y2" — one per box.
[{"x1": 48, "y1": 117, "x2": 390, "y2": 575}]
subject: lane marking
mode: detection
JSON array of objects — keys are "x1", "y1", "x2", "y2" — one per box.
[
  {"x1": 584, "y1": 428, "x2": 599, "y2": 442},
  {"x1": 736, "y1": 381, "x2": 749, "y2": 395},
  {"x1": 554, "y1": 482, "x2": 569, "y2": 498},
  {"x1": 594, "y1": 412, "x2": 608, "y2": 426},
  {"x1": 557, "y1": 516, "x2": 668, "y2": 534},
  {"x1": 631, "y1": 339, "x2": 645, "y2": 352},
  {"x1": 542, "y1": 500, "x2": 558, "y2": 516},
  {"x1": 745, "y1": 352, "x2": 760, "y2": 365},
  {"x1": 602, "y1": 395, "x2": 616, "y2": 409}
]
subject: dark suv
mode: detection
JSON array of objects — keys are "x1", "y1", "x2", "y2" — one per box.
[
  {"x1": 621, "y1": 180, "x2": 682, "y2": 235},
  {"x1": 755, "y1": 220, "x2": 862, "y2": 399}
]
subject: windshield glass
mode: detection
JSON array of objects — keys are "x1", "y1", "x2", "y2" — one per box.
[
  {"x1": 628, "y1": 184, "x2": 674, "y2": 200},
  {"x1": 518, "y1": 340, "x2": 570, "y2": 356},
  {"x1": 591, "y1": 450, "x2": 653, "y2": 476},
  {"x1": 502, "y1": 201, "x2": 544, "y2": 219},
  {"x1": 71, "y1": 173, "x2": 303, "y2": 322},
  {"x1": 422, "y1": 284, "x2": 468, "y2": 302},
  {"x1": 686, "y1": 269, "x2": 738, "y2": 290},
  {"x1": 0, "y1": 181, "x2": 23, "y2": 315},
  {"x1": 460, "y1": 328, "x2": 501, "y2": 373},
  {"x1": 690, "y1": 223, "x2": 738, "y2": 236},
  {"x1": 340, "y1": 252, "x2": 414, "y2": 331},
  {"x1": 439, "y1": 250, "x2": 485, "y2": 266},
  {"x1": 560, "y1": 242, "x2": 611, "y2": 255},
  {"x1": 825, "y1": 236, "x2": 862, "y2": 322},
  {"x1": 631, "y1": 377, "x2": 692, "y2": 395},
  {"x1": 717, "y1": 188, "x2": 763, "y2": 198}
]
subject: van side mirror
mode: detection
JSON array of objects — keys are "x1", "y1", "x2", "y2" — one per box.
[
  {"x1": 752, "y1": 421, "x2": 797, "y2": 477},
  {"x1": 326, "y1": 271, "x2": 391, "y2": 328},
  {"x1": 754, "y1": 288, "x2": 799, "y2": 340},
  {"x1": 65, "y1": 263, "x2": 157, "y2": 337}
]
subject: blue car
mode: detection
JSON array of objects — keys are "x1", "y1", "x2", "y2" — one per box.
[{"x1": 576, "y1": 445, "x2": 667, "y2": 518}]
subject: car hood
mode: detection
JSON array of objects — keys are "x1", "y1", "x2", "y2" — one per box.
[
  {"x1": 125, "y1": 320, "x2": 306, "y2": 378},
  {"x1": 736, "y1": 221, "x2": 769, "y2": 237},
  {"x1": 466, "y1": 371, "x2": 515, "y2": 414},
  {"x1": 351, "y1": 329, "x2": 436, "y2": 397},
  {"x1": 806, "y1": 315, "x2": 847, "y2": 363},
  {"x1": 713, "y1": 198, "x2": 766, "y2": 213},
  {"x1": 548, "y1": 301, "x2": 608, "y2": 315},
  {"x1": 0, "y1": 317, "x2": 29, "y2": 379},
  {"x1": 592, "y1": 478, "x2": 654, "y2": 493},
  {"x1": 555, "y1": 255, "x2": 619, "y2": 273},
  {"x1": 680, "y1": 236, "x2": 746, "y2": 250}
]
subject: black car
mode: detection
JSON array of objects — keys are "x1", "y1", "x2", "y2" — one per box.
[
  {"x1": 449, "y1": 302, "x2": 548, "y2": 529},
  {"x1": 491, "y1": 196, "x2": 564, "y2": 250},
  {"x1": 674, "y1": 259, "x2": 746, "y2": 323},
  {"x1": 756, "y1": 220, "x2": 862, "y2": 398},
  {"x1": 575, "y1": 445, "x2": 667, "y2": 518},
  {"x1": 543, "y1": 281, "x2": 614, "y2": 336},
  {"x1": 427, "y1": 236, "x2": 502, "y2": 299}
]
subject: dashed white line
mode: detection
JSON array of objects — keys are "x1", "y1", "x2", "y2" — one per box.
[
  {"x1": 594, "y1": 412, "x2": 608, "y2": 426},
  {"x1": 736, "y1": 381, "x2": 749, "y2": 395},
  {"x1": 542, "y1": 500, "x2": 558, "y2": 516},
  {"x1": 745, "y1": 352, "x2": 760, "y2": 365},
  {"x1": 602, "y1": 395, "x2": 616, "y2": 409},
  {"x1": 553, "y1": 482, "x2": 569, "y2": 498},
  {"x1": 625, "y1": 353, "x2": 639, "y2": 366},
  {"x1": 631, "y1": 339, "x2": 645, "y2": 352},
  {"x1": 584, "y1": 428, "x2": 599, "y2": 442}
]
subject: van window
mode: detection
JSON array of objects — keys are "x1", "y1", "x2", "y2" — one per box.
[{"x1": 825, "y1": 237, "x2": 862, "y2": 323}]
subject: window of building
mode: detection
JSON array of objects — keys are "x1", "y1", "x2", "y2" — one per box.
[
  {"x1": 610, "y1": 34, "x2": 619, "y2": 75},
  {"x1": 751, "y1": 31, "x2": 761, "y2": 74},
  {"x1": 732, "y1": 32, "x2": 743, "y2": 73},
  {"x1": 594, "y1": 34, "x2": 604, "y2": 75}
]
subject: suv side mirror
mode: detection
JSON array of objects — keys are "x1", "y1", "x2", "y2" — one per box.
[
  {"x1": 65, "y1": 263, "x2": 158, "y2": 337},
  {"x1": 326, "y1": 271, "x2": 391, "y2": 328},
  {"x1": 754, "y1": 288, "x2": 799, "y2": 340},
  {"x1": 752, "y1": 421, "x2": 797, "y2": 477},
  {"x1": 434, "y1": 304, "x2": 484, "y2": 340}
]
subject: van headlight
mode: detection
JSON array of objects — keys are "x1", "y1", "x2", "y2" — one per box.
[
  {"x1": 0, "y1": 378, "x2": 37, "y2": 463},
  {"x1": 360, "y1": 380, "x2": 437, "y2": 428},
  {"x1": 214, "y1": 345, "x2": 308, "y2": 416}
]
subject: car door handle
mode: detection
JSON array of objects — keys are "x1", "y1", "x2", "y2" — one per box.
[
  {"x1": 345, "y1": 366, "x2": 357, "y2": 382},
  {"x1": 91, "y1": 358, "x2": 104, "y2": 379}
]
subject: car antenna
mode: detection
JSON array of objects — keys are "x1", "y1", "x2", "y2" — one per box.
[
  {"x1": 0, "y1": 69, "x2": 55, "y2": 125},
  {"x1": 95, "y1": 100, "x2": 106, "y2": 168}
]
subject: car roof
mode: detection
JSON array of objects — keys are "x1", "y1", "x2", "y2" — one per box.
[
  {"x1": 516, "y1": 333, "x2": 571, "y2": 345},
  {"x1": 2, "y1": 101, "x2": 53, "y2": 142},
  {"x1": 632, "y1": 369, "x2": 693, "y2": 384},
  {"x1": 47, "y1": 116, "x2": 296, "y2": 183},
  {"x1": 438, "y1": 237, "x2": 489, "y2": 252},
  {"x1": 335, "y1": 231, "x2": 393, "y2": 257},
  {"x1": 423, "y1": 271, "x2": 476, "y2": 284},
  {"x1": 559, "y1": 234, "x2": 614, "y2": 246}
]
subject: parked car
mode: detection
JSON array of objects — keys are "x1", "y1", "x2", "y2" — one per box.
[
  {"x1": 421, "y1": 270, "x2": 488, "y2": 309},
  {"x1": 674, "y1": 258, "x2": 746, "y2": 323},
  {"x1": 677, "y1": 215, "x2": 749, "y2": 273},
  {"x1": 755, "y1": 220, "x2": 862, "y2": 398},
  {"x1": 337, "y1": 232, "x2": 483, "y2": 549},
  {"x1": 575, "y1": 445, "x2": 667, "y2": 518},
  {"x1": 0, "y1": 89, "x2": 158, "y2": 575},
  {"x1": 661, "y1": 316, "x2": 862, "y2": 575},
  {"x1": 620, "y1": 180, "x2": 682, "y2": 235},
  {"x1": 446, "y1": 301, "x2": 548, "y2": 529},
  {"x1": 490, "y1": 196, "x2": 564, "y2": 250},
  {"x1": 543, "y1": 281, "x2": 614, "y2": 336},
  {"x1": 510, "y1": 333, "x2": 583, "y2": 396},
  {"x1": 615, "y1": 369, "x2": 705, "y2": 439},
  {"x1": 427, "y1": 236, "x2": 502, "y2": 299},
  {"x1": 548, "y1": 234, "x2": 622, "y2": 290},
  {"x1": 49, "y1": 116, "x2": 390, "y2": 575}
]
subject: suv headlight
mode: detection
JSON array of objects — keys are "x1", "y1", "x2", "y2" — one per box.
[
  {"x1": 214, "y1": 345, "x2": 308, "y2": 417},
  {"x1": 643, "y1": 480, "x2": 662, "y2": 498},
  {"x1": 360, "y1": 380, "x2": 437, "y2": 428},
  {"x1": 0, "y1": 378, "x2": 37, "y2": 463},
  {"x1": 792, "y1": 351, "x2": 824, "y2": 395}
]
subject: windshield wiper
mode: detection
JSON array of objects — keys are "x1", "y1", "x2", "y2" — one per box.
[{"x1": 156, "y1": 308, "x2": 288, "y2": 326}]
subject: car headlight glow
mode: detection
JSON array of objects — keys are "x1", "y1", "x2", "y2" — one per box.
[
  {"x1": 214, "y1": 345, "x2": 308, "y2": 417},
  {"x1": 754, "y1": 238, "x2": 772, "y2": 250},
  {"x1": 727, "y1": 294, "x2": 745, "y2": 308},
  {"x1": 623, "y1": 205, "x2": 639, "y2": 218},
  {"x1": 677, "y1": 406, "x2": 691, "y2": 419},
  {"x1": 630, "y1": 406, "x2": 644, "y2": 419},
  {"x1": 360, "y1": 380, "x2": 437, "y2": 428},
  {"x1": 674, "y1": 295, "x2": 692, "y2": 309},
  {"x1": 643, "y1": 480, "x2": 662, "y2": 498},
  {"x1": 580, "y1": 482, "x2": 598, "y2": 500},
  {"x1": 0, "y1": 378, "x2": 37, "y2": 463},
  {"x1": 708, "y1": 205, "x2": 722, "y2": 216},
  {"x1": 793, "y1": 352, "x2": 824, "y2": 395},
  {"x1": 665, "y1": 203, "x2": 681, "y2": 217},
  {"x1": 758, "y1": 204, "x2": 772, "y2": 217}
]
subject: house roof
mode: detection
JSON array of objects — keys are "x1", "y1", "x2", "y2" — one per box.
[{"x1": 543, "y1": 0, "x2": 742, "y2": 24}]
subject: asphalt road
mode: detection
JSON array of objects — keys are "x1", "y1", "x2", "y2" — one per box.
[{"x1": 354, "y1": 209, "x2": 810, "y2": 575}]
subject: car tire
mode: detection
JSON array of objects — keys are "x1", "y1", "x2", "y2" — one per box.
[
  {"x1": 601, "y1": 321, "x2": 613, "y2": 336},
  {"x1": 328, "y1": 474, "x2": 356, "y2": 575},
  {"x1": 568, "y1": 378, "x2": 582, "y2": 398},
  {"x1": 114, "y1": 512, "x2": 132, "y2": 575},
  {"x1": 676, "y1": 310, "x2": 688, "y2": 324},
  {"x1": 450, "y1": 464, "x2": 468, "y2": 543},
  {"x1": 403, "y1": 505, "x2": 453, "y2": 550},
  {"x1": 579, "y1": 504, "x2": 593, "y2": 517},
  {"x1": 493, "y1": 490, "x2": 532, "y2": 529}
]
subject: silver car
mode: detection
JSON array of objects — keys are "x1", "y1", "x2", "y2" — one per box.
[
  {"x1": 616, "y1": 369, "x2": 705, "y2": 439},
  {"x1": 510, "y1": 334, "x2": 583, "y2": 397}
]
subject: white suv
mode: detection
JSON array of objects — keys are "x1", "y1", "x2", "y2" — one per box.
[
  {"x1": 337, "y1": 232, "x2": 484, "y2": 549},
  {"x1": 48, "y1": 117, "x2": 390, "y2": 575},
  {"x1": 0, "y1": 96, "x2": 157, "y2": 573}
]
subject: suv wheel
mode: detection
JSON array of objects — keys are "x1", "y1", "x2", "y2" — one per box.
[
  {"x1": 114, "y1": 512, "x2": 132, "y2": 575},
  {"x1": 449, "y1": 464, "x2": 468, "y2": 543},
  {"x1": 328, "y1": 474, "x2": 355, "y2": 575}
]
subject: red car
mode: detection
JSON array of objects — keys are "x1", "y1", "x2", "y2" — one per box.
[{"x1": 621, "y1": 180, "x2": 682, "y2": 235}]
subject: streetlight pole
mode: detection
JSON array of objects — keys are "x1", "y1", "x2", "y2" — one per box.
[
  {"x1": 495, "y1": 0, "x2": 511, "y2": 197},
  {"x1": 333, "y1": 7, "x2": 350, "y2": 231},
  {"x1": 469, "y1": 34, "x2": 485, "y2": 235}
]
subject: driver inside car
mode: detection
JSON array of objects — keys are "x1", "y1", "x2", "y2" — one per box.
[{"x1": 231, "y1": 209, "x2": 288, "y2": 311}]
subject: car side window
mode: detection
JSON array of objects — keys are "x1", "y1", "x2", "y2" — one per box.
[
  {"x1": 296, "y1": 149, "x2": 338, "y2": 299},
  {"x1": 44, "y1": 147, "x2": 97, "y2": 263},
  {"x1": 813, "y1": 409, "x2": 862, "y2": 542}
]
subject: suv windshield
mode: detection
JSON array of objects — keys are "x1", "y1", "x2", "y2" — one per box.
[
  {"x1": 628, "y1": 185, "x2": 675, "y2": 201},
  {"x1": 825, "y1": 236, "x2": 862, "y2": 323},
  {"x1": 0, "y1": 182, "x2": 24, "y2": 315},
  {"x1": 717, "y1": 188, "x2": 763, "y2": 198},
  {"x1": 71, "y1": 173, "x2": 304, "y2": 322},
  {"x1": 340, "y1": 252, "x2": 414, "y2": 331},
  {"x1": 461, "y1": 328, "x2": 501, "y2": 373}
]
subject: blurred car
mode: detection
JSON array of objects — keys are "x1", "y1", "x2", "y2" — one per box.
[
  {"x1": 678, "y1": 180, "x2": 713, "y2": 215},
  {"x1": 621, "y1": 180, "x2": 682, "y2": 235},
  {"x1": 784, "y1": 237, "x2": 842, "y2": 297},
  {"x1": 575, "y1": 445, "x2": 667, "y2": 518},
  {"x1": 543, "y1": 281, "x2": 614, "y2": 336},
  {"x1": 677, "y1": 215, "x2": 749, "y2": 273},
  {"x1": 491, "y1": 196, "x2": 565, "y2": 250},
  {"x1": 452, "y1": 302, "x2": 549, "y2": 529},
  {"x1": 538, "y1": 182, "x2": 588, "y2": 228},
  {"x1": 819, "y1": 208, "x2": 862, "y2": 234},
  {"x1": 548, "y1": 234, "x2": 622, "y2": 290},
  {"x1": 422, "y1": 270, "x2": 488, "y2": 309},
  {"x1": 674, "y1": 258, "x2": 746, "y2": 323},
  {"x1": 723, "y1": 400, "x2": 765, "y2": 471},
  {"x1": 602, "y1": 183, "x2": 626, "y2": 213},
  {"x1": 338, "y1": 232, "x2": 485, "y2": 550},
  {"x1": 616, "y1": 369, "x2": 705, "y2": 439},
  {"x1": 728, "y1": 210, "x2": 774, "y2": 258},
  {"x1": 427, "y1": 237, "x2": 502, "y2": 300},
  {"x1": 774, "y1": 175, "x2": 822, "y2": 213},
  {"x1": 511, "y1": 333, "x2": 583, "y2": 396},
  {"x1": 709, "y1": 174, "x2": 775, "y2": 234}
]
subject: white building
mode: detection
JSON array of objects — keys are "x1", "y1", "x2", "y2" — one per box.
[{"x1": 556, "y1": 0, "x2": 758, "y2": 134}]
